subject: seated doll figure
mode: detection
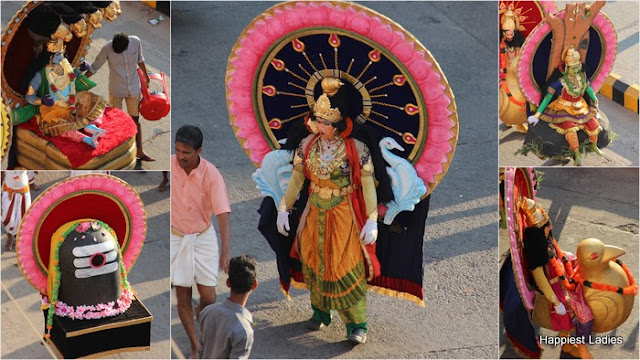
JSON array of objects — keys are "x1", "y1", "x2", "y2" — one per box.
[
  {"x1": 528, "y1": 46, "x2": 603, "y2": 165},
  {"x1": 22, "y1": 4, "x2": 107, "y2": 148}
]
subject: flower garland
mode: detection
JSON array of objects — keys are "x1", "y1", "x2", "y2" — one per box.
[
  {"x1": 44, "y1": 220, "x2": 133, "y2": 338},
  {"x1": 44, "y1": 288, "x2": 133, "y2": 320},
  {"x1": 548, "y1": 237, "x2": 638, "y2": 296},
  {"x1": 560, "y1": 71, "x2": 587, "y2": 97}
]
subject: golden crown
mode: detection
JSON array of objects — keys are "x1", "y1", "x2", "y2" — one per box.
[
  {"x1": 520, "y1": 197, "x2": 549, "y2": 228},
  {"x1": 500, "y1": 10, "x2": 518, "y2": 32},
  {"x1": 501, "y1": 12, "x2": 516, "y2": 31},
  {"x1": 313, "y1": 77, "x2": 344, "y2": 123},
  {"x1": 562, "y1": 47, "x2": 581, "y2": 67}
]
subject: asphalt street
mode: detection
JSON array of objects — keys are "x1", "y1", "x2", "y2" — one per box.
[
  {"x1": 1, "y1": 171, "x2": 170, "y2": 359},
  {"x1": 499, "y1": 1, "x2": 639, "y2": 167},
  {"x1": 499, "y1": 168, "x2": 639, "y2": 359},
  {"x1": 171, "y1": 1, "x2": 498, "y2": 358},
  {"x1": 0, "y1": 1, "x2": 171, "y2": 170}
]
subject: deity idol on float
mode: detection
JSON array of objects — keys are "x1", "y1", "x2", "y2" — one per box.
[
  {"x1": 500, "y1": 168, "x2": 637, "y2": 358},
  {"x1": 498, "y1": 1, "x2": 557, "y2": 133},
  {"x1": 1, "y1": 1, "x2": 137, "y2": 170},
  {"x1": 516, "y1": 1, "x2": 616, "y2": 165},
  {"x1": 15, "y1": 173, "x2": 151, "y2": 358}
]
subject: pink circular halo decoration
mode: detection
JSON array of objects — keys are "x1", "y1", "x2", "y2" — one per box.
[
  {"x1": 15, "y1": 174, "x2": 147, "y2": 294},
  {"x1": 518, "y1": 11, "x2": 618, "y2": 105},
  {"x1": 504, "y1": 167, "x2": 537, "y2": 311},
  {"x1": 226, "y1": 1, "x2": 458, "y2": 196}
]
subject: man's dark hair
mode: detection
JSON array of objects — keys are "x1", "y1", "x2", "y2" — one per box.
[
  {"x1": 175, "y1": 125, "x2": 203, "y2": 150},
  {"x1": 228, "y1": 255, "x2": 257, "y2": 294},
  {"x1": 112, "y1": 32, "x2": 130, "y2": 54}
]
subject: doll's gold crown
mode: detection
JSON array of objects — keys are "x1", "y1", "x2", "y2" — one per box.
[
  {"x1": 501, "y1": 11, "x2": 517, "y2": 31},
  {"x1": 313, "y1": 78, "x2": 344, "y2": 123},
  {"x1": 562, "y1": 47, "x2": 581, "y2": 67},
  {"x1": 520, "y1": 197, "x2": 549, "y2": 228}
]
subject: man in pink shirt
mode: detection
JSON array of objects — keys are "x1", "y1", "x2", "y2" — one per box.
[{"x1": 171, "y1": 125, "x2": 231, "y2": 358}]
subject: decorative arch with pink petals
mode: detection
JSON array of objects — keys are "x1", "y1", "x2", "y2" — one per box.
[
  {"x1": 505, "y1": 167, "x2": 537, "y2": 311},
  {"x1": 16, "y1": 174, "x2": 147, "y2": 294},
  {"x1": 226, "y1": 1, "x2": 458, "y2": 196},
  {"x1": 517, "y1": 11, "x2": 617, "y2": 105}
]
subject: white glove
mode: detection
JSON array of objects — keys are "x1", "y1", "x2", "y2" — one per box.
[
  {"x1": 527, "y1": 115, "x2": 539, "y2": 126},
  {"x1": 359, "y1": 219, "x2": 378, "y2": 245},
  {"x1": 554, "y1": 302, "x2": 567, "y2": 316},
  {"x1": 276, "y1": 210, "x2": 290, "y2": 236}
]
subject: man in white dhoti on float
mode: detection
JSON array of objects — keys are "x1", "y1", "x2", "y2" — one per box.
[
  {"x1": 170, "y1": 125, "x2": 231, "y2": 359},
  {"x1": 2, "y1": 170, "x2": 32, "y2": 251}
]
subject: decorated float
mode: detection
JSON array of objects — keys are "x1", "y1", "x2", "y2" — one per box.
[
  {"x1": 1, "y1": 1, "x2": 138, "y2": 170},
  {"x1": 499, "y1": 1, "x2": 557, "y2": 133},
  {"x1": 500, "y1": 167, "x2": 637, "y2": 358},
  {"x1": 15, "y1": 173, "x2": 151, "y2": 358},
  {"x1": 516, "y1": 1, "x2": 617, "y2": 165}
]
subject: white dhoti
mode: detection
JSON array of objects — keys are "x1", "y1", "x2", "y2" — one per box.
[
  {"x1": 170, "y1": 225, "x2": 219, "y2": 287},
  {"x1": 2, "y1": 171, "x2": 32, "y2": 236}
]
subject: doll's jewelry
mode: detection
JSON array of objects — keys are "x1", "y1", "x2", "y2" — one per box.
[{"x1": 368, "y1": 209, "x2": 379, "y2": 221}]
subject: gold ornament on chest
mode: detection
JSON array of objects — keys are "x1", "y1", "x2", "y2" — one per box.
[{"x1": 307, "y1": 138, "x2": 347, "y2": 179}]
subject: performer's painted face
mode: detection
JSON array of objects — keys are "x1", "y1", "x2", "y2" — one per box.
[
  {"x1": 175, "y1": 141, "x2": 202, "y2": 170},
  {"x1": 315, "y1": 117, "x2": 337, "y2": 140}
]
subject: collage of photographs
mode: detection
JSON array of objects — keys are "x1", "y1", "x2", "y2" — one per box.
[{"x1": 0, "y1": 1, "x2": 637, "y2": 359}]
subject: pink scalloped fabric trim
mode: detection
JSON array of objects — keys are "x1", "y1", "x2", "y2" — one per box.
[
  {"x1": 17, "y1": 175, "x2": 146, "y2": 294},
  {"x1": 505, "y1": 167, "x2": 537, "y2": 311},
  {"x1": 43, "y1": 288, "x2": 134, "y2": 320},
  {"x1": 227, "y1": 1, "x2": 456, "y2": 188},
  {"x1": 519, "y1": 11, "x2": 617, "y2": 105}
]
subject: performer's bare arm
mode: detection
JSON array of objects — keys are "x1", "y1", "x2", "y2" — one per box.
[
  {"x1": 217, "y1": 212, "x2": 231, "y2": 273},
  {"x1": 361, "y1": 160, "x2": 378, "y2": 220},
  {"x1": 280, "y1": 164, "x2": 305, "y2": 211}
]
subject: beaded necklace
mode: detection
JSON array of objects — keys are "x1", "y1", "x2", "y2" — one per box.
[{"x1": 560, "y1": 71, "x2": 587, "y2": 97}]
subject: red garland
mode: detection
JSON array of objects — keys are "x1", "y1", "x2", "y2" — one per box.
[{"x1": 550, "y1": 237, "x2": 638, "y2": 296}]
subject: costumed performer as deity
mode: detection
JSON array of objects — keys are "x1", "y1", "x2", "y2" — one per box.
[
  {"x1": 171, "y1": 125, "x2": 231, "y2": 358},
  {"x1": 276, "y1": 77, "x2": 393, "y2": 345},
  {"x1": 2, "y1": 170, "x2": 32, "y2": 251},
  {"x1": 527, "y1": 47, "x2": 602, "y2": 166}
]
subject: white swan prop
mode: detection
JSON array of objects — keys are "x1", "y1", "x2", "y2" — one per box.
[
  {"x1": 253, "y1": 137, "x2": 426, "y2": 223},
  {"x1": 252, "y1": 149, "x2": 293, "y2": 207},
  {"x1": 379, "y1": 137, "x2": 427, "y2": 225}
]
